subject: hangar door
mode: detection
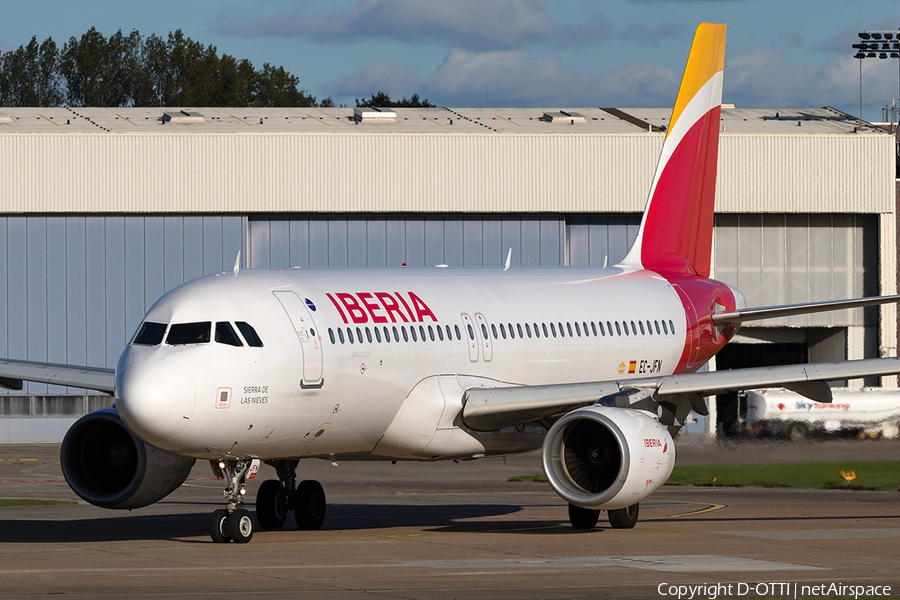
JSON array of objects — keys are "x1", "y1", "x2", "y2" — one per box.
[{"x1": 249, "y1": 214, "x2": 642, "y2": 269}]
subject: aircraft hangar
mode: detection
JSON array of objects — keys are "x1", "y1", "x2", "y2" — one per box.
[{"x1": 0, "y1": 104, "x2": 896, "y2": 440}]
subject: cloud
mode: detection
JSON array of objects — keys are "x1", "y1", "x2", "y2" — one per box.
[
  {"x1": 810, "y1": 15, "x2": 900, "y2": 56},
  {"x1": 320, "y1": 35, "x2": 897, "y2": 112},
  {"x1": 724, "y1": 45, "x2": 900, "y2": 115},
  {"x1": 323, "y1": 48, "x2": 681, "y2": 107},
  {"x1": 322, "y1": 61, "x2": 423, "y2": 101},
  {"x1": 615, "y1": 22, "x2": 687, "y2": 43},
  {"x1": 214, "y1": 0, "x2": 612, "y2": 51}
]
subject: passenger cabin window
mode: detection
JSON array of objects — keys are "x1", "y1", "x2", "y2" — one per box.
[
  {"x1": 133, "y1": 322, "x2": 167, "y2": 346},
  {"x1": 166, "y1": 322, "x2": 211, "y2": 345},
  {"x1": 236, "y1": 322, "x2": 264, "y2": 347},
  {"x1": 215, "y1": 322, "x2": 243, "y2": 347}
]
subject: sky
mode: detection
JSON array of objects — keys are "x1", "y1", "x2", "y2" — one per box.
[{"x1": 2, "y1": 0, "x2": 900, "y2": 121}]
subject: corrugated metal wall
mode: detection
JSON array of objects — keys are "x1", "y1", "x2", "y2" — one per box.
[
  {"x1": 249, "y1": 215, "x2": 644, "y2": 269},
  {"x1": 567, "y1": 215, "x2": 642, "y2": 266},
  {"x1": 250, "y1": 216, "x2": 570, "y2": 268},
  {"x1": 0, "y1": 133, "x2": 892, "y2": 214},
  {"x1": 713, "y1": 213, "x2": 877, "y2": 326},
  {"x1": 716, "y1": 135, "x2": 895, "y2": 213},
  {"x1": 0, "y1": 216, "x2": 245, "y2": 393}
]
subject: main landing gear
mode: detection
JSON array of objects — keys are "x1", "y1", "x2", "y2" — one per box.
[
  {"x1": 567, "y1": 502, "x2": 639, "y2": 530},
  {"x1": 255, "y1": 460, "x2": 327, "y2": 532},
  {"x1": 209, "y1": 459, "x2": 257, "y2": 543}
]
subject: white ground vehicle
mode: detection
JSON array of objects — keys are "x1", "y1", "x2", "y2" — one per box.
[{"x1": 746, "y1": 388, "x2": 900, "y2": 441}]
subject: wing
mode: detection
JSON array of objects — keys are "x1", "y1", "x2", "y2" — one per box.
[
  {"x1": 0, "y1": 359, "x2": 116, "y2": 394},
  {"x1": 461, "y1": 357, "x2": 900, "y2": 431}
]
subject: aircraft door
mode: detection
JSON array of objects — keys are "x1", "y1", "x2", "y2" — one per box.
[
  {"x1": 460, "y1": 313, "x2": 479, "y2": 362},
  {"x1": 273, "y1": 290, "x2": 324, "y2": 388},
  {"x1": 474, "y1": 313, "x2": 493, "y2": 362}
]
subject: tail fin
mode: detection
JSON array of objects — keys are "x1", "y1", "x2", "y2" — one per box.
[{"x1": 619, "y1": 23, "x2": 726, "y2": 278}]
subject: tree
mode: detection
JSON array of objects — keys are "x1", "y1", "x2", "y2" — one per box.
[
  {"x1": 59, "y1": 27, "x2": 113, "y2": 106},
  {"x1": 0, "y1": 36, "x2": 63, "y2": 106},
  {"x1": 6, "y1": 27, "x2": 316, "y2": 108},
  {"x1": 253, "y1": 63, "x2": 315, "y2": 107},
  {"x1": 355, "y1": 91, "x2": 435, "y2": 108}
]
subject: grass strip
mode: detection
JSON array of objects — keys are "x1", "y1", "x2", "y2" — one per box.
[
  {"x1": 509, "y1": 460, "x2": 900, "y2": 490},
  {"x1": 508, "y1": 474, "x2": 547, "y2": 483},
  {"x1": 0, "y1": 498, "x2": 77, "y2": 507},
  {"x1": 666, "y1": 460, "x2": 900, "y2": 490}
]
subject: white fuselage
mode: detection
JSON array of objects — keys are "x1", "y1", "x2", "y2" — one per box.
[{"x1": 115, "y1": 266, "x2": 691, "y2": 461}]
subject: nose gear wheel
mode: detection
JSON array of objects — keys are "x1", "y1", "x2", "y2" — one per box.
[{"x1": 208, "y1": 458, "x2": 256, "y2": 543}]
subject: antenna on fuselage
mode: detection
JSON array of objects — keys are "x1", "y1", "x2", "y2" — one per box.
[
  {"x1": 233, "y1": 250, "x2": 241, "y2": 277},
  {"x1": 504, "y1": 248, "x2": 512, "y2": 272},
  {"x1": 603, "y1": 255, "x2": 608, "y2": 268}
]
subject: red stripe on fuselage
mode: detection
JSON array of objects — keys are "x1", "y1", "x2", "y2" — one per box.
[{"x1": 640, "y1": 105, "x2": 721, "y2": 278}]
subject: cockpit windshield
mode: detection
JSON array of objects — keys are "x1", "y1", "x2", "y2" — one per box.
[
  {"x1": 132, "y1": 322, "x2": 167, "y2": 346},
  {"x1": 236, "y1": 322, "x2": 264, "y2": 347},
  {"x1": 215, "y1": 322, "x2": 243, "y2": 346},
  {"x1": 166, "y1": 322, "x2": 211, "y2": 345},
  {"x1": 130, "y1": 320, "x2": 263, "y2": 347}
]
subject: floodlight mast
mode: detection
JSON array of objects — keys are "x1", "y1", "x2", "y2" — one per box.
[{"x1": 853, "y1": 29, "x2": 900, "y2": 130}]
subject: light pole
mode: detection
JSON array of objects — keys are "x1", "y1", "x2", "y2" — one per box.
[{"x1": 853, "y1": 30, "x2": 900, "y2": 130}]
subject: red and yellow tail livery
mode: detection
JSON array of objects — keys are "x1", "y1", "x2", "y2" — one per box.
[{"x1": 621, "y1": 23, "x2": 727, "y2": 278}]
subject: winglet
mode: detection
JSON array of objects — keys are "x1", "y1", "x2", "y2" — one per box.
[{"x1": 619, "y1": 23, "x2": 726, "y2": 277}]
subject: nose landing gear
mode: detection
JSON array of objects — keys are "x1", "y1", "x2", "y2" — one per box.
[
  {"x1": 208, "y1": 458, "x2": 258, "y2": 543},
  {"x1": 256, "y1": 459, "x2": 327, "y2": 531}
]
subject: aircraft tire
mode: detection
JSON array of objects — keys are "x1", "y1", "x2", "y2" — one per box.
[
  {"x1": 209, "y1": 509, "x2": 231, "y2": 543},
  {"x1": 231, "y1": 508, "x2": 254, "y2": 543},
  {"x1": 608, "y1": 503, "x2": 639, "y2": 529},
  {"x1": 786, "y1": 422, "x2": 808, "y2": 442},
  {"x1": 293, "y1": 480, "x2": 326, "y2": 530},
  {"x1": 567, "y1": 503, "x2": 600, "y2": 530},
  {"x1": 256, "y1": 480, "x2": 288, "y2": 529}
]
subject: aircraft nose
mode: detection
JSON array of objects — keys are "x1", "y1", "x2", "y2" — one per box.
[{"x1": 116, "y1": 358, "x2": 197, "y2": 446}]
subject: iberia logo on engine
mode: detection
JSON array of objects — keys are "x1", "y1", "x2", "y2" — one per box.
[{"x1": 644, "y1": 438, "x2": 668, "y2": 452}]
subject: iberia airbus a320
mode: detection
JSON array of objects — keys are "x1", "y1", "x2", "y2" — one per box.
[{"x1": 2, "y1": 23, "x2": 899, "y2": 543}]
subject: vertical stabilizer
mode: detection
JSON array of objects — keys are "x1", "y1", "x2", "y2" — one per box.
[{"x1": 619, "y1": 23, "x2": 726, "y2": 277}]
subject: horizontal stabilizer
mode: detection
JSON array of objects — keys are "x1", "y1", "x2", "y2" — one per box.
[
  {"x1": 0, "y1": 359, "x2": 115, "y2": 394},
  {"x1": 711, "y1": 295, "x2": 900, "y2": 325}
]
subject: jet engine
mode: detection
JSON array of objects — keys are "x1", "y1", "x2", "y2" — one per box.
[
  {"x1": 541, "y1": 406, "x2": 675, "y2": 510},
  {"x1": 60, "y1": 408, "x2": 195, "y2": 509}
]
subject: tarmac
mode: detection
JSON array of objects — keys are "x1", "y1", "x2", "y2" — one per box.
[{"x1": 1, "y1": 438, "x2": 899, "y2": 599}]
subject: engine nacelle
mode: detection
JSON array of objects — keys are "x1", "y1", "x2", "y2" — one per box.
[
  {"x1": 60, "y1": 408, "x2": 195, "y2": 509},
  {"x1": 542, "y1": 406, "x2": 675, "y2": 510}
]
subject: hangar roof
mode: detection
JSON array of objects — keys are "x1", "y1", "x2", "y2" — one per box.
[{"x1": 0, "y1": 106, "x2": 881, "y2": 135}]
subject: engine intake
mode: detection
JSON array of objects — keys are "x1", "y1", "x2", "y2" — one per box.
[
  {"x1": 542, "y1": 406, "x2": 674, "y2": 510},
  {"x1": 61, "y1": 408, "x2": 195, "y2": 509}
]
